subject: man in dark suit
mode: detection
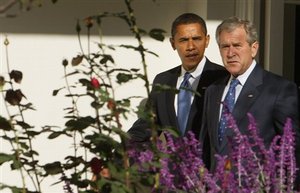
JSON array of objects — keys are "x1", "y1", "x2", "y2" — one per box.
[
  {"x1": 127, "y1": 13, "x2": 228, "y2": 142},
  {"x1": 200, "y1": 16, "x2": 300, "y2": 189}
]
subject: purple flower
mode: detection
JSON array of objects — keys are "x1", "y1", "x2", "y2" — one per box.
[{"x1": 128, "y1": 113, "x2": 298, "y2": 192}]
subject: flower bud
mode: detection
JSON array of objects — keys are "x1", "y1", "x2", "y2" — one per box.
[
  {"x1": 4, "y1": 37, "x2": 9, "y2": 46},
  {"x1": 91, "y1": 77, "x2": 100, "y2": 89},
  {"x1": 90, "y1": 157, "x2": 103, "y2": 175},
  {"x1": 9, "y1": 70, "x2": 23, "y2": 83},
  {"x1": 107, "y1": 99, "x2": 116, "y2": 110},
  {"x1": 84, "y1": 16, "x2": 94, "y2": 28},
  {"x1": 224, "y1": 159, "x2": 232, "y2": 171},
  {"x1": 62, "y1": 59, "x2": 68, "y2": 67}
]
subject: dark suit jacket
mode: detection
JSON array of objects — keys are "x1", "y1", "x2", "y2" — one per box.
[
  {"x1": 200, "y1": 63, "x2": 300, "y2": 187},
  {"x1": 128, "y1": 58, "x2": 228, "y2": 142}
]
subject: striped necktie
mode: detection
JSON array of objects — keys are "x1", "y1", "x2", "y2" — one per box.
[{"x1": 177, "y1": 72, "x2": 192, "y2": 135}]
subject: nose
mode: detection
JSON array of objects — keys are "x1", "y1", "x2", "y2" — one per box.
[
  {"x1": 187, "y1": 39, "x2": 195, "y2": 51},
  {"x1": 227, "y1": 46, "x2": 235, "y2": 58}
]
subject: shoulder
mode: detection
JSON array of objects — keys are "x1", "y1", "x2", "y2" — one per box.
[
  {"x1": 204, "y1": 58, "x2": 226, "y2": 70},
  {"x1": 263, "y1": 70, "x2": 297, "y2": 87},
  {"x1": 201, "y1": 59, "x2": 229, "y2": 84},
  {"x1": 153, "y1": 65, "x2": 180, "y2": 83},
  {"x1": 203, "y1": 59, "x2": 229, "y2": 76}
]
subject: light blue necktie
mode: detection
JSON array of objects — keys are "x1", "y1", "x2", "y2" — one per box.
[
  {"x1": 218, "y1": 78, "x2": 240, "y2": 143},
  {"x1": 177, "y1": 72, "x2": 192, "y2": 135}
]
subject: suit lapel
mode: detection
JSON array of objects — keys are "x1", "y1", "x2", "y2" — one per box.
[
  {"x1": 186, "y1": 60, "x2": 219, "y2": 134},
  {"x1": 165, "y1": 67, "x2": 180, "y2": 130},
  {"x1": 233, "y1": 64, "x2": 263, "y2": 126},
  {"x1": 212, "y1": 79, "x2": 229, "y2": 152}
]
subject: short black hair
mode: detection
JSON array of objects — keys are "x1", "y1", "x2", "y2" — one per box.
[{"x1": 171, "y1": 13, "x2": 207, "y2": 38}]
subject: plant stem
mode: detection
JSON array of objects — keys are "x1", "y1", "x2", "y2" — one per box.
[{"x1": 124, "y1": 0, "x2": 150, "y2": 97}]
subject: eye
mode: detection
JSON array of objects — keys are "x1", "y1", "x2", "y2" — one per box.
[
  {"x1": 179, "y1": 38, "x2": 188, "y2": 42},
  {"x1": 192, "y1": 36, "x2": 202, "y2": 41},
  {"x1": 233, "y1": 43, "x2": 242, "y2": 48},
  {"x1": 220, "y1": 45, "x2": 229, "y2": 49}
]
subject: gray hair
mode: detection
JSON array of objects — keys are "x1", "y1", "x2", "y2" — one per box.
[{"x1": 215, "y1": 16, "x2": 258, "y2": 46}]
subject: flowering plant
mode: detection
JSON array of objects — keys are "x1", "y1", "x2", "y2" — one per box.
[
  {"x1": 0, "y1": 0, "x2": 299, "y2": 193},
  {"x1": 0, "y1": 1, "x2": 165, "y2": 193},
  {"x1": 129, "y1": 113, "x2": 299, "y2": 193}
]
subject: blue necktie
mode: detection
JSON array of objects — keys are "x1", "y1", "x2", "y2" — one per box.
[
  {"x1": 177, "y1": 72, "x2": 192, "y2": 135},
  {"x1": 218, "y1": 78, "x2": 240, "y2": 143}
]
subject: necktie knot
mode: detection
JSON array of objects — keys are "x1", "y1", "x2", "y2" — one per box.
[
  {"x1": 229, "y1": 78, "x2": 239, "y2": 89},
  {"x1": 181, "y1": 72, "x2": 192, "y2": 87}
]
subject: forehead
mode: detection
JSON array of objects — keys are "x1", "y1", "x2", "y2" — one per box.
[
  {"x1": 219, "y1": 27, "x2": 247, "y2": 43},
  {"x1": 175, "y1": 23, "x2": 206, "y2": 36}
]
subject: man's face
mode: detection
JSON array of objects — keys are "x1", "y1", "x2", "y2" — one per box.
[
  {"x1": 170, "y1": 23, "x2": 209, "y2": 71},
  {"x1": 218, "y1": 27, "x2": 258, "y2": 77}
]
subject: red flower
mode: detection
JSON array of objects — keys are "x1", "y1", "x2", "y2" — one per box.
[
  {"x1": 91, "y1": 77, "x2": 100, "y2": 89},
  {"x1": 90, "y1": 157, "x2": 103, "y2": 175}
]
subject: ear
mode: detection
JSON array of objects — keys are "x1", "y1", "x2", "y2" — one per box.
[
  {"x1": 205, "y1": 35, "x2": 210, "y2": 48},
  {"x1": 251, "y1": 41, "x2": 259, "y2": 58},
  {"x1": 169, "y1": 37, "x2": 176, "y2": 50}
]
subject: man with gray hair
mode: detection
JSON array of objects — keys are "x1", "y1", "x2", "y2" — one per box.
[{"x1": 200, "y1": 16, "x2": 300, "y2": 190}]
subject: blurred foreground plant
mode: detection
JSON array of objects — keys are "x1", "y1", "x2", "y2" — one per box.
[
  {"x1": 0, "y1": 0, "x2": 166, "y2": 193},
  {"x1": 0, "y1": 0, "x2": 299, "y2": 193},
  {"x1": 129, "y1": 113, "x2": 299, "y2": 193}
]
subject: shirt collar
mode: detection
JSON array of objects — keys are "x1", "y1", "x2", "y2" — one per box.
[{"x1": 234, "y1": 60, "x2": 256, "y2": 86}]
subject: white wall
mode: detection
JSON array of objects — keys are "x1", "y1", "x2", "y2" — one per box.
[{"x1": 0, "y1": 1, "x2": 222, "y2": 192}]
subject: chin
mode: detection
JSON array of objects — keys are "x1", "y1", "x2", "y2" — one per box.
[{"x1": 185, "y1": 63, "x2": 198, "y2": 70}]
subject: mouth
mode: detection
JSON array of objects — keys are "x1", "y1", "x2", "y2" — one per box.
[
  {"x1": 227, "y1": 60, "x2": 238, "y2": 65},
  {"x1": 185, "y1": 53, "x2": 199, "y2": 59}
]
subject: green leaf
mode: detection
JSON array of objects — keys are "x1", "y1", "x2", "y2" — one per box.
[
  {"x1": 0, "y1": 185, "x2": 37, "y2": 193},
  {"x1": 43, "y1": 161, "x2": 63, "y2": 175},
  {"x1": 26, "y1": 130, "x2": 41, "y2": 137},
  {"x1": 0, "y1": 116, "x2": 12, "y2": 131},
  {"x1": 116, "y1": 73, "x2": 133, "y2": 84},
  {"x1": 48, "y1": 131, "x2": 63, "y2": 139},
  {"x1": 149, "y1": 28, "x2": 166, "y2": 41},
  {"x1": 130, "y1": 68, "x2": 140, "y2": 72},
  {"x1": 23, "y1": 150, "x2": 39, "y2": 157},
  {"x1": 100, "y1": 54, "x2": 114, "y2": 64},
  {"x1": 52, "y1": 87, "x2": 65, "y2": 96},
  {"x1": 0, "y1": 153, "x2": 14, "y2": 165},
  {"x1": 79, "y1": 78, "x2": 91, "y2": 87},
  {"x1": 63, "y1": 156, "x2": 84, "y2": 169},
  {"x1": 16, "y1": 121, "x2": 32, "y2": 129},
  {"x1": 65, "y1": 116, "x2": 95, "y2": 131},
  {"x1": 21, "y1": 102, "x2": 36, "y2": 110},
  {"x1": 11, "y1": 158, "x2": 22, "y2": 170}
]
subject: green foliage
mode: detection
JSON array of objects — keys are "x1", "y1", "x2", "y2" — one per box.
[{"x1": 0, "y1": 0, "x2": 166, "y2": 193}]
